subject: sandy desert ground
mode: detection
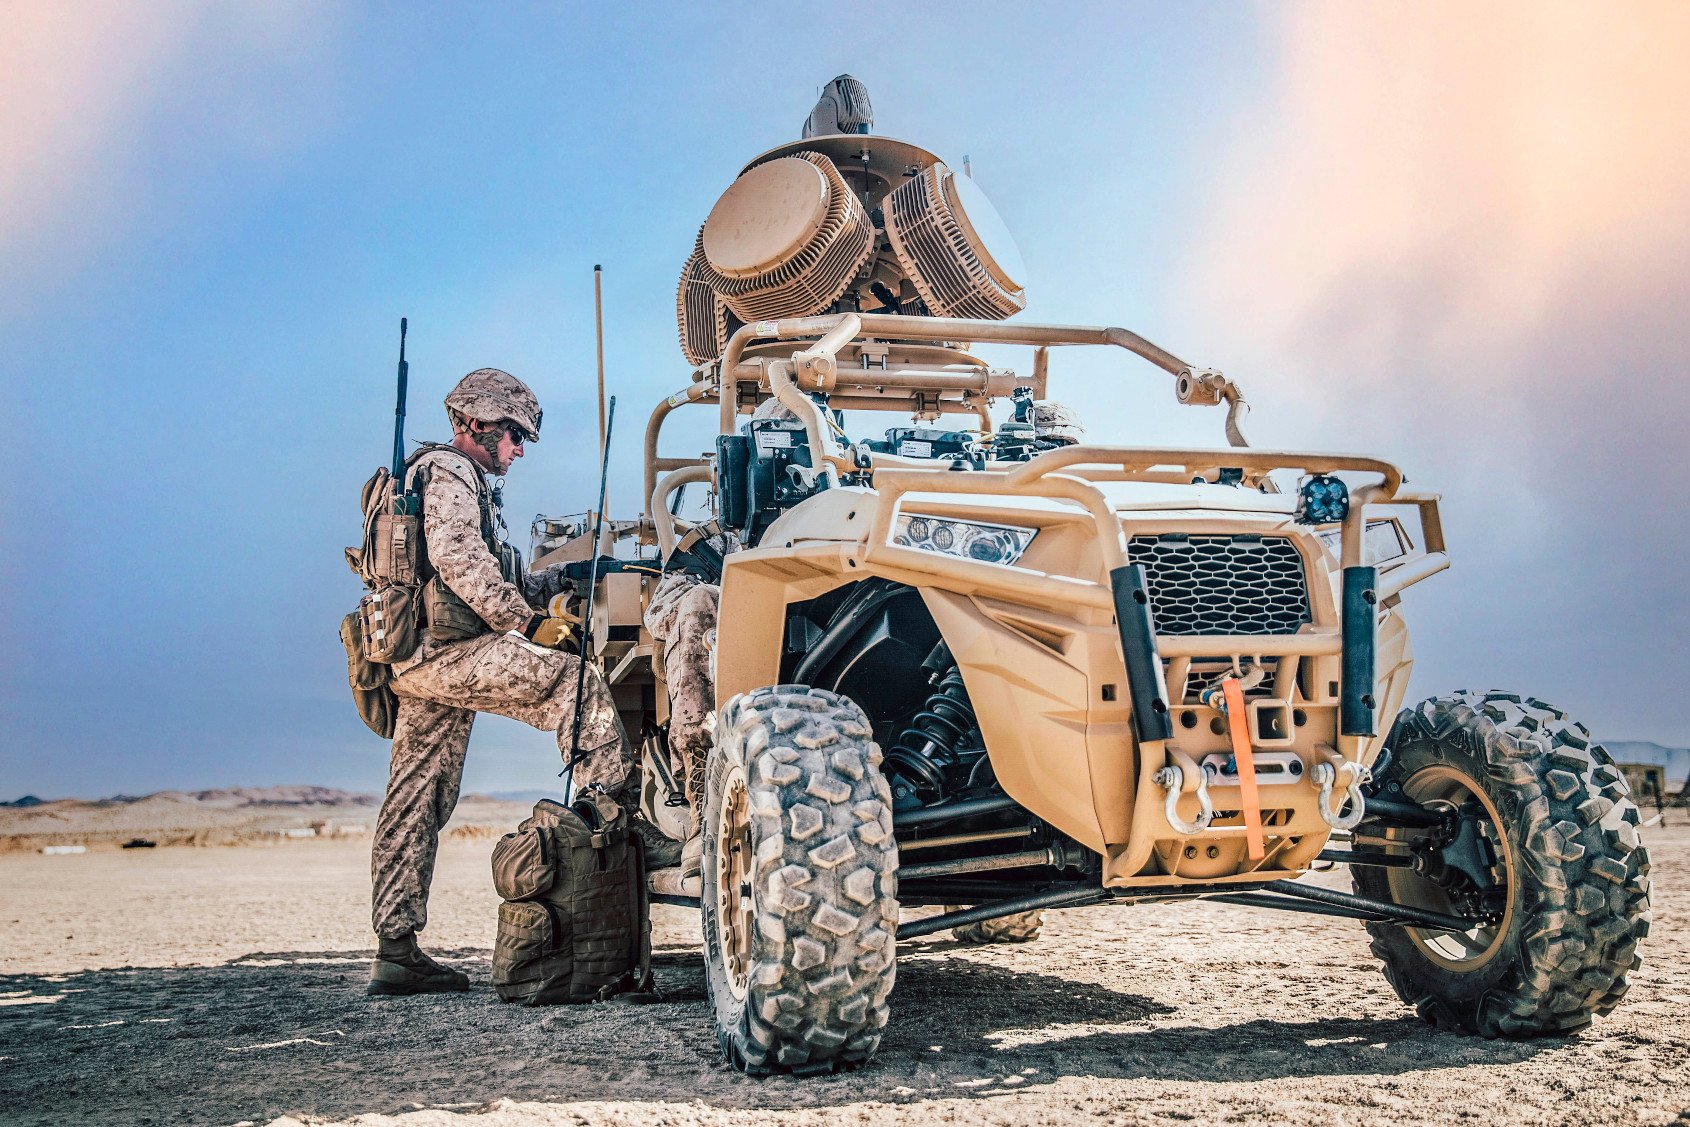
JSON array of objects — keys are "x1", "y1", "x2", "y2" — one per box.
[{"x1": 2, "y1": 824, "x2": 1686, "y2": 1127}]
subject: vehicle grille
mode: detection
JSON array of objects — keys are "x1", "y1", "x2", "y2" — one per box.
[{"x1": 1127, "y1": 534, "x2": 1312, "y2": 636}]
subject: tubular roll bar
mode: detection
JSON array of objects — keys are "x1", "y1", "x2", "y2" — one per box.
[
  {"x1": 644, "y1": 311, "x2": 1253, "y2": 525},
  {"x1": 730, "y1": 312, "x2": 1251, "y2": 458}
]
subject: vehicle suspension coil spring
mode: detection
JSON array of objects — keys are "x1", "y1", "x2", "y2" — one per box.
[{"x1": 887, "y1": 668, "x2": 977, "y2": 807}]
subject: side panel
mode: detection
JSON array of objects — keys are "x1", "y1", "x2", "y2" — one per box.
[
  {"x1": 714, "y1": 543, "x2": 859, "y2": 705},
  {"x1": 921, "y1": 589, "x2": 1119, "y2": 852},
  {"x1": 1373, "y1": 606, "x2": 1415, "y2": 750}
]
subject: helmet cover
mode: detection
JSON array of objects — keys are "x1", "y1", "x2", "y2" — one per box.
[
  {"x1": 1030, "y1": 401, "x2": 1083, "y2": 445},
  {"x1": 444, "y1": 369, "x2": 542, "y2": 442}
]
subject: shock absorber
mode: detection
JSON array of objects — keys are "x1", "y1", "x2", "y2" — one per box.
[{"x1": 886, "y1": 666, "x2": 977, "y2": 811}]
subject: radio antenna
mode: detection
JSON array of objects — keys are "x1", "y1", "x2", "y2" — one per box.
[{"x1": 594, "y1": 265, "x2": 607, "y2": 462}]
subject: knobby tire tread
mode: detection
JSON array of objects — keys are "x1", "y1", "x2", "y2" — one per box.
[
  {"x1": 1356, "y1": 690, "x2": 1651, "y2": 1038},
  {"x1": 703, "y1": 686, "x2": 898, "y2": 1075}
]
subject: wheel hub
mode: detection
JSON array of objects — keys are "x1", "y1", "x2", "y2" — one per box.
[
  {"x1": 714, "y1": 767, "x2": 754, "y2": 1000},
  {"x1": 1386, "y1": 766, "x2": 1517, "y2": 971}
]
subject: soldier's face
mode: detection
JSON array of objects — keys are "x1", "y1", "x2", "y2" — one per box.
[
  {"x1": 463, "y1": 418, "x2": 525, "y2": 475},
  {"x1": 490, "y1": 423, "x2": 525, "y2": 474}
]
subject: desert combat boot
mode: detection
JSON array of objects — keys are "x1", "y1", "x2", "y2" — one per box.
[{"x1": 367, "y1": 933, "x2": 471, "y2": 997}]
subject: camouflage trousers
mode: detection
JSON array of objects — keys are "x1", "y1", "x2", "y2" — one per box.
[
  {"x1": 643, "y1": 572, "x2": 719, "y2": 826},
  {"x1": 371, "y1": 631, "x2": 633, "y2": 939}
]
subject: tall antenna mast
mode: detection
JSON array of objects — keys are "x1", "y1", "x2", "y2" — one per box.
[{"x1": 593, "y1": 264, "x2": 607, "y2": 462}]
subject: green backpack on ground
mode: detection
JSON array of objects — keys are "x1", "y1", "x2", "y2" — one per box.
[{"x1": 490, "y1": 792, "x2": 654, "y2": 1005}]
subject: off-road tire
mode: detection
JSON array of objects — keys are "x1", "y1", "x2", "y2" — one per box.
[
  {"x1": 949, "y1": 908, "x2": 1043, "y2": 944},
  {"x1": 701, "y1": 686, "x2": 899, "y2": 1075},
  {"x1": 1356, "y1": 691, "x2": 1651, "y2": 1037}
]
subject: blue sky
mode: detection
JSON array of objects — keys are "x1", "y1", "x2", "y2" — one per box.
[{"x1": 3, "y1": 2, "x2": 1685, "y2": 798}]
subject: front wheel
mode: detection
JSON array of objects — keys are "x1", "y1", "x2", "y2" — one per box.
[
  {"x1": 701, "y1": 686, "x2": 899, "y2": 1075},
  {"x1": 1356, "y1": 691, "x2": 1651, "y2": 1037}
]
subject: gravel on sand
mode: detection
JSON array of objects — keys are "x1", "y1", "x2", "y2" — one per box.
[{"x1": 2, "y1": 829, "x2": 1686, "y2": 1126}]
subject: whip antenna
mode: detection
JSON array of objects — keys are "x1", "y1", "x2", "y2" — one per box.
[
  {"x1": 562, "y1": 394, "x2": 616, "y2": 801},
  {"x1": 594, "y1": 265, "x2": 607, "y2": 462}
]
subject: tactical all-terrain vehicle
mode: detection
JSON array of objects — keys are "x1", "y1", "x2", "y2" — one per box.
[{"x1": 530, "y1": 79, "x2": 1651, "y2": 1076}]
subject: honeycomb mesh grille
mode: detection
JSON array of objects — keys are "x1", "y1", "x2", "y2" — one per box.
[{"x1": 1128, "y1": 534, "x2": 1312, "y2": 636}]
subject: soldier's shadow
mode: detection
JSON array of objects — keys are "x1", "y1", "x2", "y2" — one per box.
[{"x1": 0, "y1": 944, "x2": 1551, "y2": 1125}]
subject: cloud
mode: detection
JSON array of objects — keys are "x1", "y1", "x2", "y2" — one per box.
[
  {"x1": 0, "y1": 1, "x2": 341, "y2": 297},
  {"x1": 1187, "y1": 1, "x2": 1690, "y2": 741}
]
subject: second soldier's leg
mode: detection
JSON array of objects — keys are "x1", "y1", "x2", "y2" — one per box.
[
  {"x1": 368, "y1": 695, "x2": 473, "y2": 996},
  {"x1": 662, "y1": 582, "x2": 719, "y2": 877}
]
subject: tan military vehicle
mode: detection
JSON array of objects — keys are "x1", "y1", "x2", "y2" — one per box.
[{"x1": 532, "y1": 78, "x2": 1651, "y2": 1076}]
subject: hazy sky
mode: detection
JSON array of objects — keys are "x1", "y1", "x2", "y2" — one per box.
[{"x1": 3, "y1": 2, "x2": 1685, "y2": 799}]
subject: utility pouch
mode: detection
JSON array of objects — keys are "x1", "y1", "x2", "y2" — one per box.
[
  {"x1": 423, "y1": 575, "x2": 488, "y2": 643},
  {"x1": 354, "y1": 467, "x2": 422, "y2": 588},
  {"x1": 370, "y1": 511, "x2": 422, "y2": 587},
  {"x1": 340, "y1": 610, "x2": 397, "y2": 738},
  {"x1": 490, "y1": 820, "x2": 554, "y2": 902},
  {"x1": 497, "y1": 540, "x2": 523, "y2": 585},
  {"x1": 359, "y1": 585, "x2": 419, "y2": 664},
  {"x1": 490, "y1": 793, "x2": 653, "y2": 1005}
]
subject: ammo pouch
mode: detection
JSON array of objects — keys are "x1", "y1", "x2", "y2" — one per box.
[
  {"x1": 490, "y1": 793, "x2": 653, "y2": 1005},
  {"x1": 359, "y1": 585, "x2": 419, "y2": 664},
  {"x1": 423, "y1": 574, "x2": 489, "y2": 643},
  {"x1": 340, "y1": 610, "x2": 398, "y2": 738}
]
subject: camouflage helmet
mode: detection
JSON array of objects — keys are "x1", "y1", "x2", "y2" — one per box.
[
  {"x1": 751, "y1": 396, "x2": 799, "y2": 422},
  {"x1": 444, "y1": 368, "x2": 542, "y2": 442},
  {"x1": 1030, "y1": 401, "x2": 1084, "y2": 445}
]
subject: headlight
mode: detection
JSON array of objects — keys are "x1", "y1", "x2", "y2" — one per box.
[
  {"x1": 1296, "y1": 473, "x2": 1350, "y2": 524},
  {"x1": 893, "y1": 515, "x2": 1036, "y2": 565}
]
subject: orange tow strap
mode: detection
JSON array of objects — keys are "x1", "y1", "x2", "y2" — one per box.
[{"x1": 1222, "y1": 678, "x2": 1266, "y2": 860}]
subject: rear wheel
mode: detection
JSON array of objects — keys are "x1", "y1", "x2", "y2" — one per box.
[
  {"x1": 1356, "y1": 691, "x2": 1650, "y2": 1037},
  {"x1": 950, "y1": 908, "x2": 1043, "y2": 944},
  {"x1": 701, "y1": 686, "x2": 898, "y2": 1075}
]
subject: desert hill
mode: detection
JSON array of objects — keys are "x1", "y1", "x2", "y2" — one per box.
[{"x1": 0, "y1": 785, "x2": 546, "y2": 852}]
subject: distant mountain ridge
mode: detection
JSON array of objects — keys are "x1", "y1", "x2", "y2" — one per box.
[
  {"x1": 6, "y1": 748, "x2": 1682, "y2": 815},
  {"x1": 3, "y1": 786, "x2": 380, "y2": 809},
  {"x1": 0, "y1": 786, "x2": 537, "y2": 850},
  {"x1": 3, "y1": 785, "x2": 567, "y2": 808}
]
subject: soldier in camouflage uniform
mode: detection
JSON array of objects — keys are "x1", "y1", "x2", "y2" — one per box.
[
  {"x1": 643, "y1": 562, "x2": 725, "y2": 881},
  {"x1": 369, "y1": 368, "x2": 636, "y2": 997},
  {"x1": 642, "y1": 398, "x2": 792, "y2": 882},
  {"x1": 1028, "y1": 400, "x2": 1083, "y2": 446}
]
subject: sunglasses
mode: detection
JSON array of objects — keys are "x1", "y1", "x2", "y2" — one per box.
[{"x1": 504, "y1": 424, "x2": 533, "y2": 445}]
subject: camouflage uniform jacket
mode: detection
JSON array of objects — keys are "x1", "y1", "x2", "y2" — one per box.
[{"x1": 391, "y1": 446, "x2": 563, "y2": 673}]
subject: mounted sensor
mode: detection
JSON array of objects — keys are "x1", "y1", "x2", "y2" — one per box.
[
  {"x1": 885, "y1": 162, "x2": 1027, "y2": 320},
  {"x1": 697, "y1": 152, "x2": 875, "y2": 323}
]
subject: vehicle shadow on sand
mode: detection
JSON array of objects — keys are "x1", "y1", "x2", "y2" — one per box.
[{"x1": 0, "y1": 944, "x2": 1551, "y2": 1125}]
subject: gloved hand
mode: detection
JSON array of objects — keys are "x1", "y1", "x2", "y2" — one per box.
[{"x1": 524, "y1": 615, "x2": 575, "y2": 649}]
